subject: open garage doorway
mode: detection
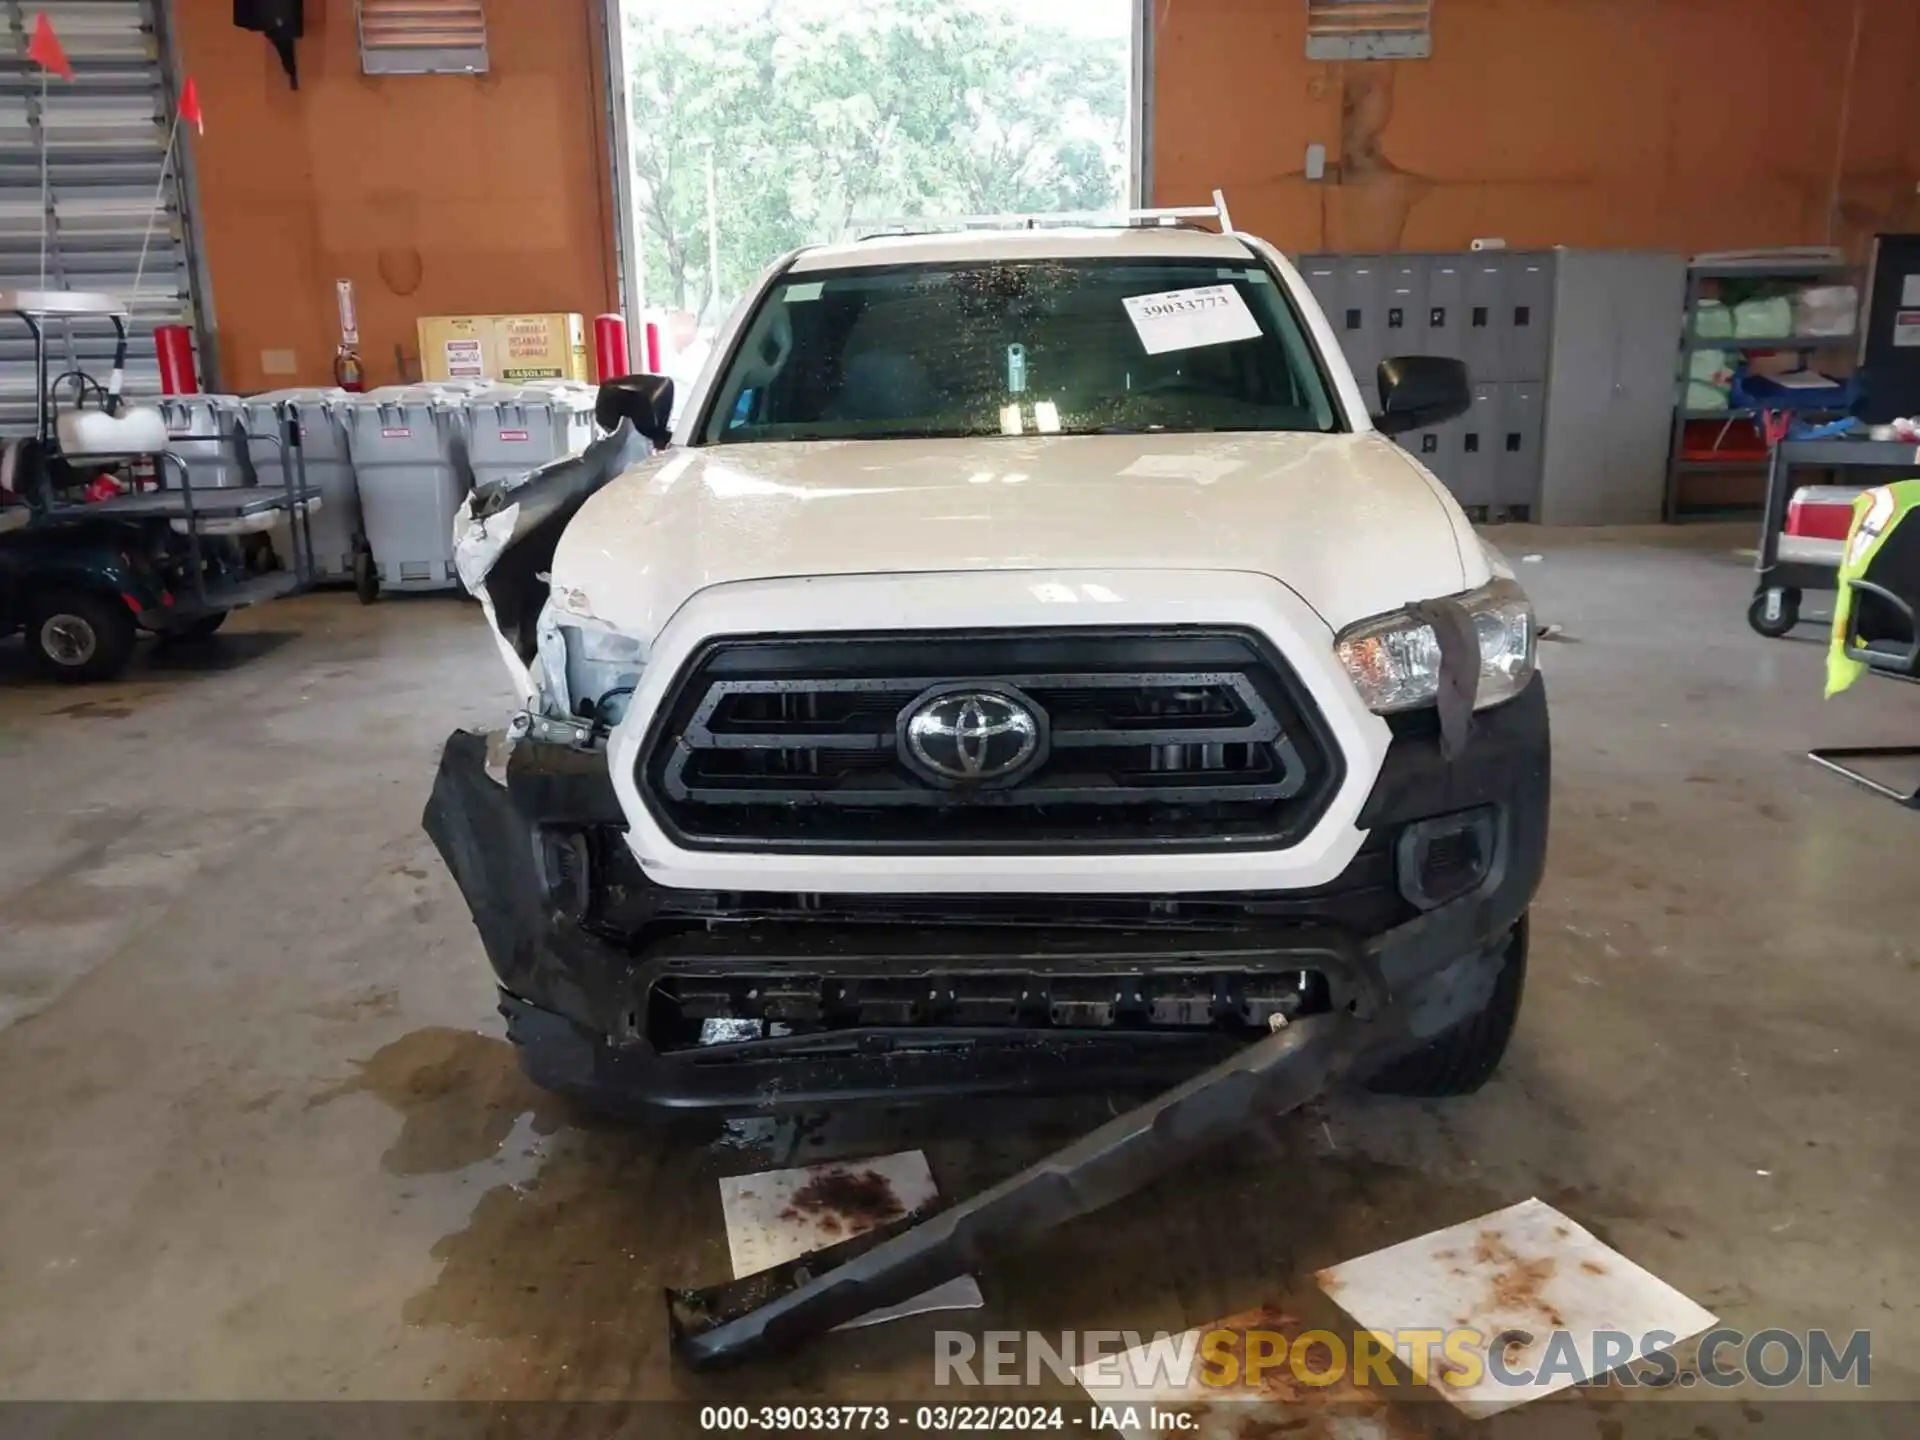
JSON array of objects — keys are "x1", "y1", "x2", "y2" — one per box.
[{"x1": 605, "y1": 0, "x2": 1143, "y2": 400}]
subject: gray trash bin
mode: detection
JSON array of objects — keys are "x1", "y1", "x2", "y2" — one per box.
[
  {"x1": 157, "y1": 395, "x2": 252, "y2": 491},
  {"x1": 243, "y1": 387, "x2": 359, "y2": 582},
  {"x1": 341, "y1": 386, "x2": 473, "y2": 598},
  {"x1": 464, "y1": 382, "x2": 598, "y2": 490}
]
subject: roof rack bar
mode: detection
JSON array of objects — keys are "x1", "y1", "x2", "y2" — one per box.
[
  {"x1": 1212, "y1": 188, "x2": 1234, "y2": 233},
  {"x1": 851, "y1": 191, "x2": 1236, "y2": 240}
]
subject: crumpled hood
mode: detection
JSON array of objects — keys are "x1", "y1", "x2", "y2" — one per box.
[{"x1": 551, "y1": 430, "x2": 1480, "y2": 638}]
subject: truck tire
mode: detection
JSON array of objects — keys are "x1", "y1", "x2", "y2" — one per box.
[
  {"x1": 1365, "y1": 913, "x2": 1527, "y2": 1098},
  {"x1": 27, "y1": 589, "x2": 137, "y2": 683}
]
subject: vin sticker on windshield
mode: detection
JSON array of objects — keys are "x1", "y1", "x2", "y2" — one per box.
[{"x1": 1122, "y1": 284, "x2": 1262, "y2": 355}]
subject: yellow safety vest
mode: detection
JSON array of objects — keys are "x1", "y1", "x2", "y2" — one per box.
[{"x1": 1828, "y1": 479, "x2": 1920, "y2": 697}]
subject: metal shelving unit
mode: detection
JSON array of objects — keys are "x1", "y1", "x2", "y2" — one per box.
[
  {"x1": 1683, "y1": 335, "x2": 1855, "y2": 353},
  {"x1": 1663, "y1": 253, "x2": 1858, "y2": 520}
]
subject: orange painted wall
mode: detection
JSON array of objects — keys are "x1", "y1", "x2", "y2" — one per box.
[
  {"x1": 1153, "y1": 0, "x2": 1920, "y2": 257},
  {"x1": 175, "y1": 0, "x2": 1920, "y2": 393},
  {"x1": 172, "y1": 0, "x2": 619, "y2": 392}
]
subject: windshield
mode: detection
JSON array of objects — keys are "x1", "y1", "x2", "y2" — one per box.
[{"x1": 700, "y1": 257, "x2": 1342, "y2": 444}]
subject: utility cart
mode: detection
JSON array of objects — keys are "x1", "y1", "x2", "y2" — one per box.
[
  {"x1": 1750, "y1": 434, "x2": 1920, "y2": 637},
  {"x1": 0, "y1": 292, "x2": 317, "y2": 680}
]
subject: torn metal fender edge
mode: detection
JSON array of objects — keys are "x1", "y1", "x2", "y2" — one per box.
[
  {"x1": 452, "y1": 420, "x2": 657, "y2": 706},
  {"x1": 667, "y1": 1008, "x2": 1369, "y2": 1369}
]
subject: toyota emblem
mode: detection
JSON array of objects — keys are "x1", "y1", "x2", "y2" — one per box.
[{"x1": 901, "y1": 686, "x2": 1045, "y2": 786}]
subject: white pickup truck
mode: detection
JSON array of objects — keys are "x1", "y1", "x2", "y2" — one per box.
[{"x1": 426, "y1": 215, "x2": 1548, "y2": 1117}]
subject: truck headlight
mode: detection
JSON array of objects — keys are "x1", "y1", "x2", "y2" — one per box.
[
  {"x1": 564, "y1": 622, "x2": 647, "y2": 668},
  {"x1": 532, "y1": 599, "x2": 649, "y2": 726},
  {"x1": 562, "y1": 621, "x2": 648, "y2": 725},
  {"x1": 1335, "y1": 578, "x2": 1535, "y2": 714}
]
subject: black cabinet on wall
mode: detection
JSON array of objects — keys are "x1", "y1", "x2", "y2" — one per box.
[
  {"x1": 1862, "y1": 234, "x2": 1920, "y2": 424},
  {"x1": 1296, "y1": 249, "x2": 1686, "y2": 524}
]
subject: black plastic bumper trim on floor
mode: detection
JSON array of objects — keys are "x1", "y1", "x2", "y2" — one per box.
[{"x1": 665, "y1": 1008, "x2": 1365, "y2": 1369}]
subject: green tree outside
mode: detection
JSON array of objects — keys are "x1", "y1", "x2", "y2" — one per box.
[{"x1": 624, "y1": 0, "x2": 1130, "y2": 325}]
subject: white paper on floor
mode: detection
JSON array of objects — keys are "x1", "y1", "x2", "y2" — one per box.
[
  {"x1": 718, "y1": 1149, "x2": 983, "y2": 1332},
  {"x1": 1315, "y1": 1195, "x2": 1717, "y2": 1418}
]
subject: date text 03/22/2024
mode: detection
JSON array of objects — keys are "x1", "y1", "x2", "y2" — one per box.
[{"x1": 698, "y1": 1403, "x2": 1201, "y2": 1431}]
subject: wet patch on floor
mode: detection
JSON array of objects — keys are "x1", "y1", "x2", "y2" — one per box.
[
  {"x1": 393, "y1": 1084, "x2": 1547, "y2": 1404},
  {"x1": 397, "y1": 1109, "x2": 728, "y2": 1398},
  {"x1": 307, "y1": 1027, "x2": 571, "y2": 1175}
]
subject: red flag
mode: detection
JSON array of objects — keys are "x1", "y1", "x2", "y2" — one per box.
[
  {"x1": 26, "y1": 13, "x2": 74, "y2": 81},
  {"x1": 178, "y1": 78, "x2": 204, "y2": 135}
]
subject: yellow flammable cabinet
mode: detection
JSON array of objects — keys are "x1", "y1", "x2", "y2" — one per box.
[{"x1": 417, "y1": 314, "x2": 591, "y2": 383}]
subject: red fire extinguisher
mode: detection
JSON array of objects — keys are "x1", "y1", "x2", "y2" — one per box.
[
  {"x1": 593, "y1": 313, "x2": 630, "y2": 382},
  {"x1": 154, "y1": 325, "x2": 199, "y2": 395}
]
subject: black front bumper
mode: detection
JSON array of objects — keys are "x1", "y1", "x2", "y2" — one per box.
[{"x1": 423, "y1": 676, "x2": 1549, "y2": 1113}]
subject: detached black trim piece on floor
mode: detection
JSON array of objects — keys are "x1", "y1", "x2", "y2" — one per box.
[
  {"x1": 662, "y1": 865, "x2": 1511, "y2": 1369},
  {"x1": 667, "y1": 1010, "x2": 1365, "y2": 1368}
]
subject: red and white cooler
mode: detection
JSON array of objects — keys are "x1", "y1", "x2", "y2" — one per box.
[{"x1": 1779, "y1": 484, "x2": 1864, "y2": 569}]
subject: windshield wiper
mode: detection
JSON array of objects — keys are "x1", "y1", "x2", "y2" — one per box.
[
  {"x1": 728, "y1": 427, "x2": 992, "y2": 444},
  {"x1": 1074, "y1": 424, "x2": 1249, "y2": 436}
]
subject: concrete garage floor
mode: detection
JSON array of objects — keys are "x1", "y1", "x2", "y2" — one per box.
[{"x1": 1, "y1": 525, "x2": 1916, "y2": 1421}]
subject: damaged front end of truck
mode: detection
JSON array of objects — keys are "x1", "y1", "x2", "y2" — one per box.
[
  {"x1": 422, "y1": 690, "x2": 1541, "y2": 1366},
  {"x1": 423, "y1": 380, "x2": 1548, "y2": 1370}
]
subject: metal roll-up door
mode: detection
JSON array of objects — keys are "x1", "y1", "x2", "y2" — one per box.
[{"x1": 0, "y1": 0, "x2": 206, "y2": 436}]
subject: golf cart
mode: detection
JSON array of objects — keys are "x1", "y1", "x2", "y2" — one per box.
[{"x1": 0, "y1": 291, "x2": 316, "y2": 681}]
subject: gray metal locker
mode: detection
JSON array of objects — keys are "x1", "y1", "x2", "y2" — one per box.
[
  {"x1": 1399, "y1": 424, "x2": 1451, "y2": 488},
  {"x1": 1463, "y1": 259, "x2": 1507, "y2": 383},
  {"x1": 1297, "y1": 257, "x2": 1347, "y2": 380},
  {"x1": 1496, "y1": 382, "x2": 1544, "y2": 512},
  {"x1": 0, "y1": 0, "x2": 210, "y2": 434},
  {"x1": 1299, "y1": 258, "x2": 1340, "y2": 320},
  {"x1": 1422, "y1": 257, "x2": 1467, "y2": 366},
  {"x1": 1500, "y1": 255, "x2": 1554, "y2": 381},
  {"x1": 1536, "y1": 250, "x2": 1687, "y2": 524},
  {"x1": 1384, "y1": 257, "x2": 1425, "y2": 357},
  {"x1": 1447, "y1": 383, "x2": 1502, "y2": 507},
  {"x1": 1432, "y1": 414, "x2": 1469, "y2": 490},
  {"x1": 1293, "y1": 245, "x2": 1687, "y2": 524},
  {"x1": 1336, "y1": 256, "x2": 1389, "y2": 399}
]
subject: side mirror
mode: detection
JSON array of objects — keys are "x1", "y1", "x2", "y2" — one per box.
[
  {"x1": 1373, "y1": 356, "x2": 1470, "y2": 436},
  {"x1": 596, "y1": 373, "x2": 675, "y2": 448}
]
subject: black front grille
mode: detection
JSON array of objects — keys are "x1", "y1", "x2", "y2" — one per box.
[{"x1": 638, "y1": 628, "x2": 1343, "y2": 853}]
